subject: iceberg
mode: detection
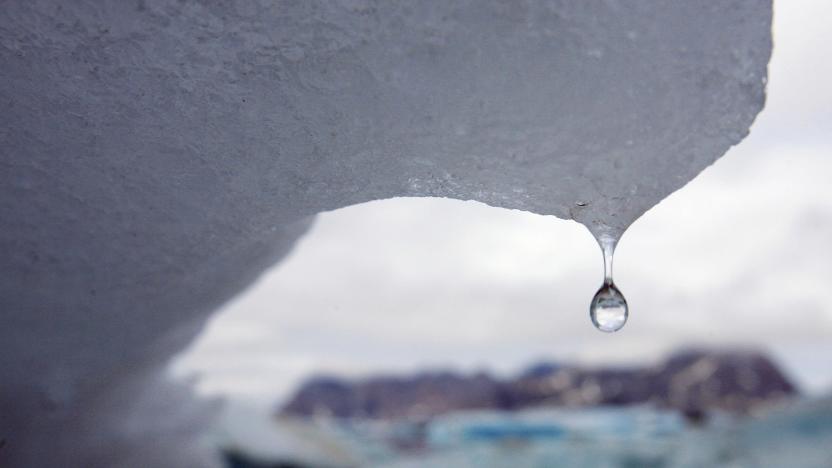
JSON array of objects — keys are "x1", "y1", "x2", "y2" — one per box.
[{"x1": 0, "y1": 1, "x2": 771, "y2": 466}]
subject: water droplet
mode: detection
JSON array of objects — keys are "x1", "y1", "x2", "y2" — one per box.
[
  {"x1": 589, "y1": 235, "x2": 628, "y2": 332},
  {"x1": 590, "y1": 283, "x2": 628, "y2": 332}
]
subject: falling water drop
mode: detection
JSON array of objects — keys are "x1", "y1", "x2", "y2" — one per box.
[{"x1": 590, "y1": 235, "x2": 628, "y2": 332}]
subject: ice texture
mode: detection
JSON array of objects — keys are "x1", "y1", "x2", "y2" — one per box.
[{"x1": 0, "y1": 1, "x2": 771, "y2": 466}]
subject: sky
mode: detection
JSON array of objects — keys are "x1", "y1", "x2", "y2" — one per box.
[{"x1": 171, "y1": 0, "x2": 832, "y2": 407}]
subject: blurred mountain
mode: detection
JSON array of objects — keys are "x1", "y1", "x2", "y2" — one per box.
[{"x1": 281, "y1": 349, "x2": 796, "y2": 420}]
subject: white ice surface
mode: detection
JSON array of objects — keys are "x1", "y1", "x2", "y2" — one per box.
[{"x1": 0, "y1": 1, "x2": 770, "y2": 466}]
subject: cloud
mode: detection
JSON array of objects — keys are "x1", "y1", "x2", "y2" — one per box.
[{"x1": 172, "y1": 143, "x2": 832, "y2": 402}]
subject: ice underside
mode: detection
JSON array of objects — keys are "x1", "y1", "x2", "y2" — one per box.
[{"x1": 0, "y1": 1, "x2": 771, "y2": 466}]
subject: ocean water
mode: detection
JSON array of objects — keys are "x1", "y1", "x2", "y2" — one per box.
[
  {"x1": 222, "y1": 397, "x2": 832, "y2": 468},
  {"x1": 327, "y1": 400, "x2": 832, "y2": 468}
]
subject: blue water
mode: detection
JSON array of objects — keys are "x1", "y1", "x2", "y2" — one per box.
[
  {"x1": 222, "y1": 398, "x2": 832, "y2": 467},
  {"x1": 328, "y1": 399, "x2": 832, "y2": 468}
]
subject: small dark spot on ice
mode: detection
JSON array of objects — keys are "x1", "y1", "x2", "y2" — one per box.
[{"x1": 575, "y1": 201, "x2": 588, "y2": 207}]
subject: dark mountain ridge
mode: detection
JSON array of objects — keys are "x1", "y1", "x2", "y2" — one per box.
[{"x1": 281, "y1": 349, "x2": 797, "y2": 420}]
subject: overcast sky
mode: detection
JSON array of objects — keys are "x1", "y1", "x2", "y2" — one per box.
[{"x1": 172, "y1": 0, "x2": 832, "y2": 406}]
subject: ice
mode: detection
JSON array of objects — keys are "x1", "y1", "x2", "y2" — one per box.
[{"x1": 0, "y1": 1, "x2": 771, "y2": 466}]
